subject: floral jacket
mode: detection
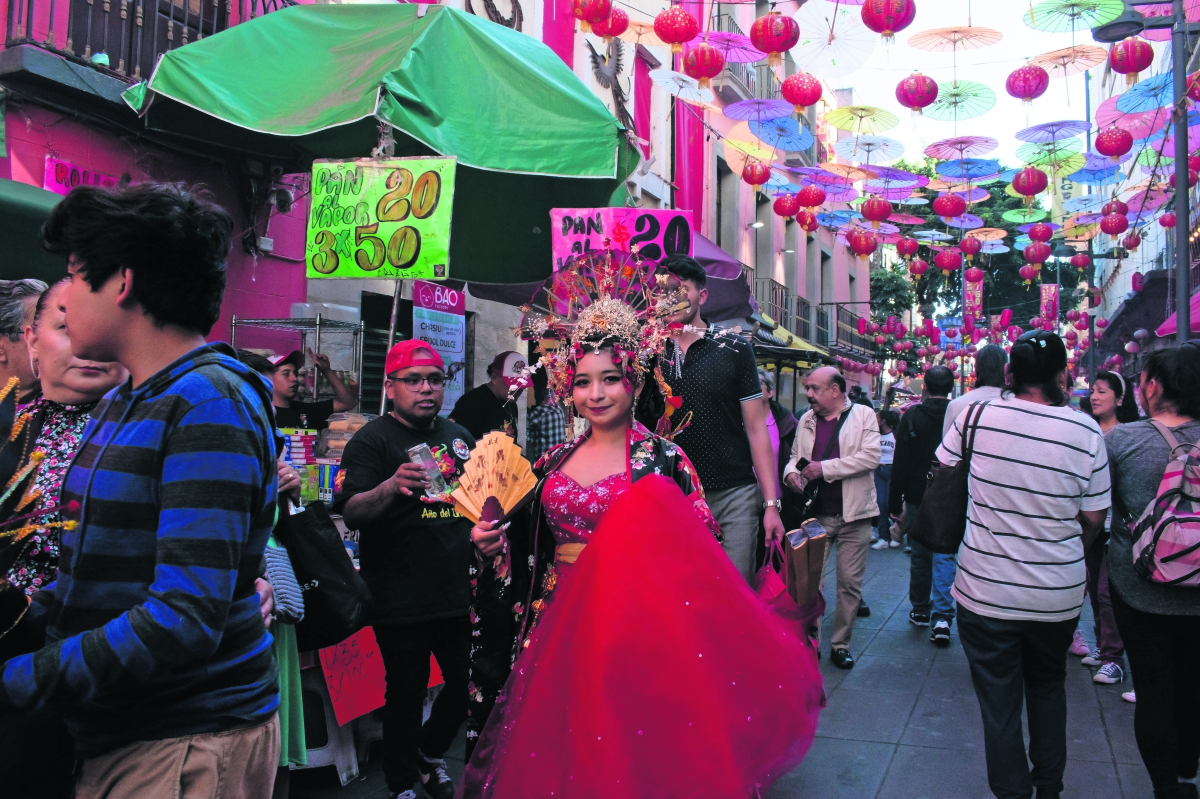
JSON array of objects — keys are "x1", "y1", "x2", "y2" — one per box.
[{"x1": 464, "y1": 423, "x2": 718, "y2": 756}]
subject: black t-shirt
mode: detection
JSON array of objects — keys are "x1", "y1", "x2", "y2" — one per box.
[
  {"x1": 335, "y1": 414, "x2": 475, "y2": 625},
  {"x1": 275, "y1": 399, "x2": 336, "y2": 432},
  {"x1": 450, "y1": 384, "x2": 518, "y2": 441},
  {"x1": 661, "y1": 330, "x2": 762, "y2": 492}
]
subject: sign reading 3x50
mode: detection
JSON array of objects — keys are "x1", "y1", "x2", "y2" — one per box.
[{"x1": 306, "y1": 157, "x2": 457, "y2": 280}]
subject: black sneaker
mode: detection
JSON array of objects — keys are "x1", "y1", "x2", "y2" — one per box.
[
  {"x1": 931, "y1": 620, "x2": 951, "y2": 646},
  {"x1": 830, "y1": 648, "x2": 855, "y2": 669},
  {"x1": 418, "y1": 753, "x2": 455, "y2": 799},
  {"x1": 857, "y1": 601, "x2": 871, "y2": 618},
  {"x1": 908, "y1": 610, "x2": 930, "y2": 627}
]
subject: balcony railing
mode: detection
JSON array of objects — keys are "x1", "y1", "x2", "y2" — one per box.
[
  {"x1": 754, "y1": 277, "x2": 790, "y2": 331},
  {"x1": 794, "y1": 297, "x2": 812, "y2": 342},
  {"x1": 4, "y1": 0, "x2": 288, "y2": 80},
  {"x1": 815, "y1": 307, "x2": 831, "y2": 348},
  {"x1": 754, "y1": 63, "x2": 780, "y2": 100},
  {"x1": 835, "y1": 305, "x2": 876, "y2": 355}
]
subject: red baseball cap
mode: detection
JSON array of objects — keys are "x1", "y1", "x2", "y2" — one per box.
[
  {"x1": 385, "y1": 339, "x2": 444, "y2": 377},
  {"x1": 269, "y1": 350, "x2": 304, "y2": 370}
]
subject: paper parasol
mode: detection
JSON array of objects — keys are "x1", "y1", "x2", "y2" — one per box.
[
  {"x1": 1116, "y1": 72, "x2": 1174, "y2": 114},
  {"x1": 950, "y1": 187, "x2": 990, "y2": 203},
  {"x1": 907, "y1": 26, "x2": 1003, "y2": 54},
  {"x1": 866, "y1": 166, "x2": 921, "y2": 184},
  {"x1": 618, "y1": 21, "x2": 666, "y2": 48},
  {"x1": 936, "y1": 158, "x2": 1001, "y2": 181},
  {"x1": 1063, "y1": 195, "x2": 1105, "y2": 213},
  {"x1": 765, "y1": 173, "x2": 796, "y2": 192},
  {"x1": 1138, "y1": 0, "x2": 1200, "y2": 42},
  {"x1": 825, "y1": 106, "x2": 899, "y2": 135},
  {"x1": 1023, "y1": 0, "x2": 1124, "y2": 33},
  {"x1": 687, "y1": 31, "x2": 767, "y2": 63},
  {"x1": 1029, "y1": 45, "x2": 1106, "y2": 77},
  {"x1": 965, "y1": 227, "x2": 1007, "y2": 241},
  {"x1": 648, "y1": 70, "x2": 714, "y2": 106},
  {"x1": 1003, "y1": 207, "x2": 1049, "y2": 224},
  {"x1": 1016, "y1": 120, "x2": 1090, "y2": 143},
  {"x1": 750, "y1": 117, "x2": 815, "y2": 152},
  {"x1": 726, "y1": 138, "x2": 778, "y2": 162},
  {"x1": 810, "y1": 169, "x2": 856, "y2": 185},
  {"x1": 923, "y1": 81, "x2": 996, "y2": 122},
  {"x1": 1135, "y1": 149, "x2": 1172, "y2": 168},
  {"x1": 865, "y1": 186, "x2": 916, "y2": 201},
  {"x1": 1083, "y1": 151, "x2": 1132, "y2": 169},
  {"x1": 1128, "y1": 186, "x2": 1171, "y2": 214},
  {"x1": 889, "y1": 212, "x2": 926, "y2": 225},
  {"x1": 981, "y1": 242, "x2": 1011, "y2": 254},
  {"x1": 818, "y1": 162, "x2": 880, "y2": 181},
  {"x1": 1096, "y1": 96, "x2": 1172, "y2": 138},
  {"x1": 1018, "y1": 222, "x2": 1061, "y2": 234},
  {"x1": 841, "y1": 221, "x2": 900, "y2": 235},
  {"x1": 1070, "y1": 165, "x2": 1123, "y2": 185},
  {"x1": 724, "y1": 98, "x2": 795, "y2": 122},
  {"x1": 832, "y1": 135, "x2": 905, "y2": 163},
  {"x1": 925, "y1": 136, "x2": 999, "y2": 160},
  {"x1": 944, "y1": 213, "x2": 984, "y2": 230},
  {"x1": 900, "y1": 197, "x2": 930, "y2": 206},
  {"x1": 817, "y1": 211, "x2": 861, "y2": 227},
  {"x1": 1013, "y1": 235, "x2": 1033, "y2": 247},
  {"x1": 1017, "y1": 139, "x2": 1084, "y2": 165},
  {"x1": 912, "y1": 230, "x2": 954, "y2": 240},
  {"x1": 792, "y1": 0, "x2": 877, "y2": 79},
  {"x1": 1071, "y1": 213, "x2": 1105, "y2": 225}
]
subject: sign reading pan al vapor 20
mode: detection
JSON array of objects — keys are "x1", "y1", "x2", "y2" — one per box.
[{"x1": 306, "y1": 157, "x2": 457, "y2": 280}]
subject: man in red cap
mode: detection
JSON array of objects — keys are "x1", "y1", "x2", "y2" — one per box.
[
  {"x1": 337, "y1": 339, "x2": 474, "y2": 799},
  {"x1": 268, "y1": 348, "x2": 357, "y2": 431},
  {"x1": 449, "y1": 350, "x2": 524, "y2": 440}
]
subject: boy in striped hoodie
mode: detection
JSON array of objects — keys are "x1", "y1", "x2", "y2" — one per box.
[{"x1": 0, "y1": 184, "x2": 281, "y2": 798}]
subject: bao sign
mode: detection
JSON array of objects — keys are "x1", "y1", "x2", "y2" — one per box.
[
  {"x1": 550, "y1": 208, "x2": 693, "y2": 270},
  {"x1": 413, "y1": 280, "x2": 466, "y2": 413},
  {"x1": 306, "y1": 157, "x2": 457, "y2": 280}
]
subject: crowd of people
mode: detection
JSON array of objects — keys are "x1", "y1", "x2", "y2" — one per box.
[{"x1": 0, "y1": 180, "x2": 1195, "y2": 799}]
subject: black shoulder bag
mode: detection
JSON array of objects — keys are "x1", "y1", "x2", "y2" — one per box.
[
  {"x1": 781, "y1": 408, "x2": 850, "y2": 530},
  {"x1": 910, "y1": 401, "x2": 989, "y2": 555}
]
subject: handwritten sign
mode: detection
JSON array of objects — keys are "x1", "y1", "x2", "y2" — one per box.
[
  {"x1": 1040, "y1": 283, "x2": 1059, "y2": 322},
  {"x1": 319, "y1": 627, "x2": 444, "y2": 726},
  {"x1": 550, "y1": 208, "x2": 693, "y2": 270},
  {"x1": 307, "y1": 157, "x2": 457, "y2": 280},
  {"x1": 43, "y1": 156, "x2": 118, "y2": 196},
  {"x1": 413, "y1": 279, "x2": 466, "y2": 413}
]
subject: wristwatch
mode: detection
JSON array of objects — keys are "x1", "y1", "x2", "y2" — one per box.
[{"x1": 763, "y1": 499, "x2": 782, "y2": 511}]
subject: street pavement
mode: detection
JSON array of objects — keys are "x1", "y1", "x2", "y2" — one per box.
[{"x1": 292, "y1": 541, "x2": 1148, "y2": 799}]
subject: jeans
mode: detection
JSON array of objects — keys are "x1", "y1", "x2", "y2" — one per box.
[
  {"x1": 1083, "y1": 532, "x2": 1124, "y2": 664},
  {"x1": 376, "y1": 617, "x2": 472, "y2": 793},
  {"x1": 873, "y1": 464, "x2": 892, "y2": 530},
  {"x1": 905, "y1": 503, "x2": 957, "y2": 625},
  {"x1": 1111, "y1": 587, "x2": 1200, "y2": 798},
  {"x1": 708, "y1": 482, "x2": 763, "y2": 583},
  {"x1": 958, "y1": 606, "x2": 1077, "y2": 799},
  {"x1": 814, "y1": 513, "x2": 872, "y2": 650}
]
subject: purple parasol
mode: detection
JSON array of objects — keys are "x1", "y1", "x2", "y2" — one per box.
[
  {"x1": 687, "y1": 31, "x2": 767, "y2": 64},
  {"x1": 925, "y1": 136, "x2": 999, "y2": 160},
  {"x1": 1015, "y1": 120, "x2": 1091, "y2": 143},
  {"x1": 723, "y1": 98, "x2": 795, "y2": 122}
]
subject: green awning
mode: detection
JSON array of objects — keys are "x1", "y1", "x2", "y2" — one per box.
[
  {"x1": 0, "y1": 178, "x2": 65, "y2": 285},
  {"x1": 125, "y1": 4, "x2": 636, "y2": 284}
]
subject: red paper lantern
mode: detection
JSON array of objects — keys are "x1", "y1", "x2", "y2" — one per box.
[
  {"x1": 932, "y1": 193, "x2": 966, "y2": 222},
  {"x1": 1190, "y1": 155, "x2": 1200, "y2": 172},
  {"x1": 572, "y1": 0, "x2": 612, "y2": 33},
  {"x1": 1189, "y1": 73, "x2": 1200, "y2": 103},
  {"x1": 1109, "y1": 37, "x2": 1154, "y2": 86},
  {"x1": 964, "y1": 266, "x2": 985, "y2": 283},
  {"x1": 1095, "y1": 126, "x2": 1134, "y2": 162},
  {"x1": 749, "y1": 11, "x2": 800, "y2": 67},
  {"x1": 934, "y1": 250, "x2": 962, "y2": 274},
  {"x1": 861, "y1": 197, "x2": 893, "y2": 229},
  {"x1": 796, "y1": 210, "x2": 819, "y2": 233},
  {"x1": 1012, "y1": 166, "x2": 1048, "y2": 204},
  {"x1": 1024, "y1": 241, "x2": 1051, "y2": 265},
  {"x1": 742, "y1": 161, "x2": 771, "y2": 191},
  {"x1": 1102, "y1": 199, "x2": 1129, "y2": 216},
  {"x1": 590, "y1": 6, "x2": 628, "y2": 40},
  {"x1": 959, "y1": 236, "x2": 982, "y2": 262},
  {"x1": 1123, "y1": 232, "x2": 1142, "y2": 252},
  {"x1": 896, "y1": 237, "x2": 919, "y2": 259},
  {"x1": 895, "y1": 71, "x2": 938, "y2": 115},
  {"x1": 683, "y1": 43, "x2": 725, "y2": 89},
  {"x1": 1097, "y1": 317, "x2": 1109, "y2": 330},
  {"x1": 875, "y1": 335, "x2": 887, "y2": 345},
  {"x1": 1027, "y1": 222, "x2": 1054, "y2": 243},
  {"x1": 1169, "y1": 169, "x2": 1198, "y2": 189},
  {"x1": 1070, "y1": 252, "x2": 1091, "y2": 271},
  {"x1": 1101, "y1": 213, "x2": 1130, "y2": 236},
  {"x1": 847, "y1": 228, "x2": 878, "y2": 259},
  {"x1": 797, "y1": 183, "x2": 826, "y2": 210},
  {"x1": 1005, "y1": 64, "x2": 1050, "y2": 105},
  {"x1": 908, "y1": 257, "x2": 929, "y2": 276},
  {"x1": 782, "y1": 72, "x2": 823, "y2": 114},
  {"x1": 1160, "y1": 212, "x2": 1178, "y2": 229},
  {"x1": 653, "y1": 6, "x2": 700, "y2": 53},
  {"x1": 773, "y1": 193, "x2": 801, "y2": 220},
  {"x1": 1019, "y1": 264, "x2": 1037, "y2": 285},
  {"x1": 860, "y1": 0, "x2": 916, "y2": 44},
  {"x1": 1066, "y1": 309, "x2": 1081, "y2": 322}
]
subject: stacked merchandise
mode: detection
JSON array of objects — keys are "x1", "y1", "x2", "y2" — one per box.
[
  {"x1": 280, "y1": 428, "x2": 320, "y2": 504},
  {"x1": 316, "y1": 414, "x2": 378, "y2": 505}
]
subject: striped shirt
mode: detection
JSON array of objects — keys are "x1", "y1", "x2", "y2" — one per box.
[
  {"x1": 0, "y1": 344, "x2": 280, "y2": 758},
  {"x1": 938, "y1": 397, "x2": 1111, "y2": 622}
]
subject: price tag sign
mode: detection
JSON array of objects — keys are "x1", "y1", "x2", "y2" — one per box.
[
  {"x1": 550, "y1": 208, "x2": 693, "y2": 270},
  {"x1": 307, "y1": 156, "x2": 457, "y2": 280}
]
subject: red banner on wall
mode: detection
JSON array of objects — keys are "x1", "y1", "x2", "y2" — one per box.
[
  {"x1": 1040, "y1": 284, "x2": 1059, "y2": 322},
  {"x1": 965, "y1": 280, "x2": 983, "y2": 321}
]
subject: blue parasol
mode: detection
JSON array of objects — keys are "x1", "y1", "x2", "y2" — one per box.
[
  {"x1": 1070, "y1": 165, "x2": 1124, "y2": 185},
  {"x1": 900, "y1": 197, "x2": 930, "y2": 206},
  {"x1": 1116, "y1": 73, "x2": 1174, "y2": 114},
  {"x1": 723, "y1": 98, "x2": 795, "y2": 121},
  {"x1": 913, "y1": 230, "x2": 954, "y2": 240},
  {"x1": 944, "y1": 213, "x2": 984, "y2": 230},
  {"x1": 1063, "y1": 195, "x2": 1105, "y2": 213},
  {"x1": 936, "y1": 158, "x2": 1001, "y2": 180},
  {"x1": 981, "y1": 242, "x2": 1010, "y2": 254},
  {"x1": 750, "y1": 117, "x2": 815, "y2": 153}
]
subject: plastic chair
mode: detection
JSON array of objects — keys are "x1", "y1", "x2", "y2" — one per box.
[{"x1": 295, "y1": 667, "x2": 360, "y2": 785}]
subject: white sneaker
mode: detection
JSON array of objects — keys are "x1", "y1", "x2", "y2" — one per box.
[
  {"x1": 871, "y1": 539, "x2": 891, "y2": 550},
  {"x1": 870, "y1": 527, "x2": 880, "y2": 542},
  {"x1": 1081, "y1": 649, "x2": 1102, "y2": 667},
  {"x1": 889, "y1": 540, "x2": 902, "y2": 548},
  {"x1": 1093, "y1": 662, "x2": 1124, "y2": 684},
  {"x1": 1121, "y1": 690, "x2": 1136, "y2": 703}
]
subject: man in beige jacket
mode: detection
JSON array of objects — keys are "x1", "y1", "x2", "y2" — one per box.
[{"x1": 785, "y1": 366, "x2": 881, "y2": 669}]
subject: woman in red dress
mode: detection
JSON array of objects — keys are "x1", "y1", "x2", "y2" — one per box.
[{"x1": 458, "y1": 253, "x2": 823, "y2": 799}]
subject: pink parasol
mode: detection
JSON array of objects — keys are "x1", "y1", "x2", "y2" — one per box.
[
  {"x1": 925, "y1": 136, "x2": 999, "y2": 159},
  {"x1": 1095, "y1": 96, "x2": 1172, "y2": 139},
  {"x1": 686, "y1": 31, "x2": 767, "y2": 64},
  {"x1": 1138, "y1": 1, "x2": 1200, "y2": 42},
  {"x1": 1128, "y1": 186, "x2": 1171, "y2": 215},
  {"x1": 889, "y1": 212, "x2": 926, "y2": 225}
]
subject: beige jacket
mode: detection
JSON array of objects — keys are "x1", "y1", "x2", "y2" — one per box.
[{"x1": 784, "y1": 400, "x2": 882, "y2": 523}]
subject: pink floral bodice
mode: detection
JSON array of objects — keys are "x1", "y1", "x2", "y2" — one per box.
[{"x1": 541, "y1": 471, "x2": 629, "y2": 546}]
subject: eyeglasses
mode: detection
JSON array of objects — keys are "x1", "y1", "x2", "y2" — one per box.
[{"x1": 388, "y1": 374, "x2": 446, "y2": 389}]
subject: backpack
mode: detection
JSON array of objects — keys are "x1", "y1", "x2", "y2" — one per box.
[{"x1": 1127, "y1": 421, "x2": 1200, "y2": 587}]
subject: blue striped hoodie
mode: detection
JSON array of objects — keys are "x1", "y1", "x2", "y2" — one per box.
[{"x1": 0, "y1": 343, "x2": 280, "y2": 758}]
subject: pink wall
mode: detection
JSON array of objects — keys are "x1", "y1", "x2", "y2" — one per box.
[{"x1": 2, "y1": 104, "x2": 308, "y2": 353}]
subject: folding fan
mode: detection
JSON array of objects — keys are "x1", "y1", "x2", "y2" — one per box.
[{"x1": 451, "y1": 432, "x2": 538, "y2": 525}]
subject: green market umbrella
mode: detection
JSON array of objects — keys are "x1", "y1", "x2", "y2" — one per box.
[
  {"x1": 124, "y1": 4, "x2": 634, "y2": 284},
  {"x1": 0, "y1": 178, "x2": 64, "y2": 285}
]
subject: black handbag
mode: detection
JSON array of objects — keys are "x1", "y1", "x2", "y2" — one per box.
[
  {"x1": 910, "y1": 401, "x2": 989, "y2": 555},
  {"x1": 272, "y1": 500, "x2": 372, "y2": 650},
  {"x1": 781, "y1": 408, "x2": 850, "y2": 530}
]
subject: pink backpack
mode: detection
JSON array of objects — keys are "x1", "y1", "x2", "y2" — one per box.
[{"x1": 1129, "y1": 421, "x2": 1200, "y2": 587}]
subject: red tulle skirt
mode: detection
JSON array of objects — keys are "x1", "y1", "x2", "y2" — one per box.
[{"x1": 459, "y1": 475, "x2": 824, "y2": 799}]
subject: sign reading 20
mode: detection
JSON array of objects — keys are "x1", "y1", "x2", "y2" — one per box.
[{"x1": 310, "y1": 167, "x2": 442, "y2": 275}]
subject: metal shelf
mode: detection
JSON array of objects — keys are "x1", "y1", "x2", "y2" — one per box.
[{"x1": 230, "y1": 314, "x2": 365, "y2": 405}]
